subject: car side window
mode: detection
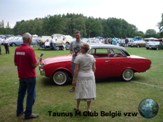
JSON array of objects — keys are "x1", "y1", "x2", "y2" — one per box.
[
  {"x1": 90, "y1": 48, "x2": 95, "y2": 55},
  {"x1": 111, "y1": 48, "x2": 126, "y2": 57},
  {"x1": 92, "y1": 48, "x2": 108, "y2": 58}
]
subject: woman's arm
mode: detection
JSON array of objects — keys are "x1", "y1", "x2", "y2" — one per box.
[
  {"x1": 72, "y1": 63, "x2": 79, "y2": 87},
  {"x1": 92, "y1": 62, "x2": 96, "y2": 73}
]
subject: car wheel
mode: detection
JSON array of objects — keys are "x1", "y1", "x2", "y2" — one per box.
[
  {"x1": 56, "y1": 46, "x2": 60, "y2": 50},
  {"x1": 52, "y1": 71, "x2": 69, "y2": 85},
  {"x1": 65, "y1": 43, "x2": 70, "y2": 50},
  {"x1": 11, "y1": 43, "x2": 16, "y2": 47},
  {"x1": 122, "y1": 68, "x2": 134, "y2": 81}
]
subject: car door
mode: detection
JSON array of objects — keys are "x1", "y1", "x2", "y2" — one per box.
[
  {"x1": 106, "y1": 48, "x2": 129, "y2": 77},
  {"x1": 91, "y1": 48, "x2": 110, "y2": 79}
]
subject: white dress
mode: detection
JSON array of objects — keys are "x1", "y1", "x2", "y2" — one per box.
[{"x1": 74, "y1": 53, "x2": 96, "y2": 100}]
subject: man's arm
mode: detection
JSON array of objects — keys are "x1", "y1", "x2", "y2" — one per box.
[
  {"x1": 32, "y1": 58, "x2": 42, "y2": 68},
  {"x1": 14, "y1": 50, "x2": 17, "y2": 66},
  {"x1": 30, "y1": 49, "x2": 42, "y2": 68},
  {"x1": 70, "y1": 42, "x2": 73, "y2": 54}
]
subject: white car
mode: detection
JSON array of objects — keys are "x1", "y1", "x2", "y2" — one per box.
[
  {"x1": 146, "y1": 41, "x2": 163, "y2": 50},
  {"x1": 128, "y1": 40, "x2": 146, "y2": 47}
]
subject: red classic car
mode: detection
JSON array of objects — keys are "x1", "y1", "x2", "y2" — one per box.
[{"x1": 39, "y1": 44, "x2": 151, "y2": 85}]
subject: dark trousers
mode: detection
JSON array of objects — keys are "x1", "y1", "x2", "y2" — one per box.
[
  {"x1": 51, "y1": 42, "x2": 56, "y2": 50},
  {"x1": 16, "y1": 77, "x2": 36, "y2": 117},
  {"x1": 4, "y1": 43, "x2": 9, "y2": 54}
]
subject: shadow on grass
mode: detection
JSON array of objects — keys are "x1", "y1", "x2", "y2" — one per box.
[
  {"x1": 39, "y1": 75, "x2": 145, "y2": 87},
  {"x1": 131, "y1": 75, "x2": 147, "y2": 82},
  {"x1": 40, "y1": 77, "x2": 55, "y2": 86}
]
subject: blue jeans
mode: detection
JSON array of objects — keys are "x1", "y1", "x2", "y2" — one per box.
[{"x1": 16, "y1": 77, "x2": 36, "y2": 117}]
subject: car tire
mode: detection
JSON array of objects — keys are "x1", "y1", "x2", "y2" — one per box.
[
  {"x1": 11, "y1": 43, "x2": 16, "y2": 47},
  {"x1": 65, "y1": 43, "x2": 70, "y2": 50},
  {"x1": 56, "y1": 46, "x2": 60, "y2": 50},
  {"x1": 52, "y1": 70, "x2": 69, "y2": 85},
  {"x1": 122, "y1": 68, "x2": 134, "y2": 81}
]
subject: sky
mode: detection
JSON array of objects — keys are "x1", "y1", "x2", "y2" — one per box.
[{"x1": 0, "y1": 0, "x2": 162, "y2": 33}]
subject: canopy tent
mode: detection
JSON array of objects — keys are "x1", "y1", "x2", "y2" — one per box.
[{"x1": 144, "y1": 37, "x2": 161, "y2": 41}]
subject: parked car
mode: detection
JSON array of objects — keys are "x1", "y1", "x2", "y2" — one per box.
[
  {"x1": 9, "y1": 37, "x2": 22, "y2": 46},
  {"x1": 52, "y1": 34, "x2": 73, "y2": 47},
  {"x1": 9, "y1": 37, "x2": 38, "y2": 46},
  {"x1": 146, "y1": 41, "x2": 163, "y2": 50},
  {"x1": 82, "y1": 38, "x2": 103, "y2": 44},
  {"x1": 128, "y1": 40, "x2": 146, "y2": 47},
  {"x1": 39, "y1": 44, "x2": 151, "y2": 85}
]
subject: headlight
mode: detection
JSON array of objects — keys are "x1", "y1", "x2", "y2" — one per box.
[{"x1": 40, "y1": 63, "x2": 44, "y2": 67}]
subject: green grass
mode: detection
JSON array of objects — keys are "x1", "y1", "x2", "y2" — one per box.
[{"x1": 0, "y1": 46, "x2": 163, "y2": 122}]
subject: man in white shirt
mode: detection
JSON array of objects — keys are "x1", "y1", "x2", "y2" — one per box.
[
  {"x1": 44, "y1": 39, "x2": 50, "y2": 49},
  {"x1": 51, "y1": 36, "x2": 57, "y2": 49}
]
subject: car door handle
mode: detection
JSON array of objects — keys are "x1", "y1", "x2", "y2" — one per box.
[{"x1": 105, "y1": 60, "x2": 110, "y2": 63}]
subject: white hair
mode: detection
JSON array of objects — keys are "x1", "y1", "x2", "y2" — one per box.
[{"x1": 22, "y1": 32, "x2": 32, "y2": 41}]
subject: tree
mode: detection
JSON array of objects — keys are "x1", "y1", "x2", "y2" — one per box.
[
  {"x1": 85, "y1": 17, "x2": 103, "y2": 37},
  {"x1": 6, "y1": 22, "x2": 10, "y2": 28},
  {"x1": 158, "y1": 13, "x2": 163, "y2": 36},
  {"x1": 102, "y1": 18, "x2": 137, "y2": 38},
  {"x1": 158, "y1": 13, "x2": 163, "y2": 32},
  {"x1": 13, "y1": 13, "x2": 139, "y2": 37},
  {"x1": 145, "y1": 29, "x2": 157, "y2": 37},
  {"x1": 0, "y1": 20, "x2": 4, "y2": 28},
  {"x1": 135, "y1": 31, "x2": 144, "y2": 38}
]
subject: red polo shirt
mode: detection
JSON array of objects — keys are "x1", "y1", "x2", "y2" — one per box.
[{"x1": 14, "y1": 44, "x2": 37, "y2": 78}]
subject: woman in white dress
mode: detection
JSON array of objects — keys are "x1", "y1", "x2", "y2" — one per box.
[{"x1": 72, "y1": 43, "x2": 96, "y2": 112}]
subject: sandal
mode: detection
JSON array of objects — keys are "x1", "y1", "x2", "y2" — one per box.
[
  {"x1": 87, "y1": 109, "x2": 92, "y2": 113},
  {"x1": 74, "y1": 108, "x2": 81, "y2": 113}
]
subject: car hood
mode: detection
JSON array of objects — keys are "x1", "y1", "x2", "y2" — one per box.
[{"x1": 43, "y1": 55, "x2": 72, "y2": 65}]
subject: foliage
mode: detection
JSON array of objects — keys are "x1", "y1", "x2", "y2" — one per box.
[
  {"x1": 85, "y1": 17, "x2": 103, "y2": 37},
  {"x1": 1, "y1": 14, "x2": 140, "y2": 37},
  {"x1": 158, "y1": 13, "x2": 163, "y2": 32},
  {"x1": 0, "y1": 20, "x2": 13, "y2": 34},
  {"x1": 1, "y1": 13, "x2": 163, "y2": 38},
  {"x1": 158, "y1": 13, "x2": 163, "y2": 37},
  {"x1": 145, "y1": 29, "x2": 157, "y2": 38},
  {"x1": 135, "y1": 31, "x2": 144, "y2": 38}
]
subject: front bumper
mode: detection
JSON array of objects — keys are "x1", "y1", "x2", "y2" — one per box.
[
  {"x1": 39, "y1": 65, "x2": 45, "y2": 76},
  {"x1": 146, "y1": 45, "x2": 157, "y2": 49}
]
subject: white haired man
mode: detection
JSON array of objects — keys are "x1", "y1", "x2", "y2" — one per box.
[{"x1": 14, "y1": 32, "x2": 41, "y2": 120}]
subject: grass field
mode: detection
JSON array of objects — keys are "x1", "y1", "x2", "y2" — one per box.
[{"x1": 0, "y1": 46, "x2": 163, "y2": 122}]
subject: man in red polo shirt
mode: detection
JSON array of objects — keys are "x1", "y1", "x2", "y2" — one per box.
[{"x1": 14, "y1": 32, "x2": 41, "y2": 120}]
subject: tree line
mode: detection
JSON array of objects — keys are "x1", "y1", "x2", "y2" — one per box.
[{"x1": 0, "y1": 13, "x2": 163, "y2": 38}]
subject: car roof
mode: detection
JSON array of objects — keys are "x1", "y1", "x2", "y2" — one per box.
[{"x1": 89, "y1": 44, "x2": 127, "y2": 51}]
